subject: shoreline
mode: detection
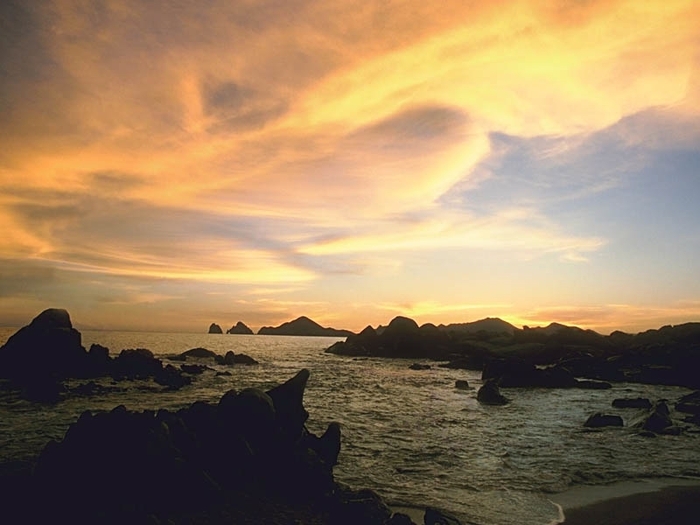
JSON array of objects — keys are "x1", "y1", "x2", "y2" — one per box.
[{"x1": 550, "y1": 478, "x2": 700, "y2": 525}]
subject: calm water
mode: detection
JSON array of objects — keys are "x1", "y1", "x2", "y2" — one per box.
[{"x1": 2, "y1": 328, "x2": 700, "y2": 525}]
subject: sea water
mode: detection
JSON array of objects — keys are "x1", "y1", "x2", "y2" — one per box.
[{"x1": 1, "y1": 329, "x2": 699, "y2": 525}]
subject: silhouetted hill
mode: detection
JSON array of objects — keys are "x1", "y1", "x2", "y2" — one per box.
[
  {"x1": 208, "y1": 323, "x2": 223, "y2": 334},
  {"x1": 257, "y1": 316, "x2": 354, "y2": 337},
  {"x1": 439, "y1": 317, "x2": 517, "y2": 335},
  {"x1": 226, "y1": 321, "x2": 253, "y2": 335}
]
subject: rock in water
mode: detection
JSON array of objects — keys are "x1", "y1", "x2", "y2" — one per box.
[
  {"x1": 584, "y1": 413, "x2": 624, "y2": 428},
  {"x1": 208, "y1": 323, "x2": 223, "y2": 334},
  {"x1": 0, "y1": 308, "x2": 85, "y2": 381},
  {"x1": 477, "y1": 379, "x2": 509, "y2": 405}
]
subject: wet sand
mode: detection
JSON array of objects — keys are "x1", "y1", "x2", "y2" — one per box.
[{"x1": 554, "y1": 482, "x2": 700, "y2": 525}]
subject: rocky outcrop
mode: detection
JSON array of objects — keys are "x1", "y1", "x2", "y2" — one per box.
[
  {"x1": 208, "y1": 323, "x2": 223, "y2": 334},
  {"x1": 584, "y1": 413, "x2": 623, "y2": 428},
  {"x1": 14, "y1": 369, "x2": 420, "y2": 524},
  {"x1": 227, "y1": 321, "x2": 254, "y2": 334},
  {"x1": 258, "y1": 316, "x2": 354, "y2": 337},
  {"x1": 482, "y1": 358, "x2": 610, "y2": 389},
  {"x1": 477, "y1": 379, "x2": 508, "y2": 405},
  {"x1": 326, "y1": 317, "x2": 453, "y2": 360},
  {"x1": 612, "y1": 397, "x2": 652, "y2": 409},
  {"x1": 215, "y1": 350, "x2": 259, "y2": 366},
  {"x1": 455, "y1": 380, "x2": 470, "y2": 390},
  {"x1": 0, "y1": 309, "x2": 191, "y2": 401}
]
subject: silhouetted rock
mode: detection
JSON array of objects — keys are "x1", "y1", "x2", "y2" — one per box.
[
  {"x1": 641, "y1": 402, "x2": 674, "y2": 434},
  {"x1": 19, "y1": 368, "x2": 414, "y2": 524},
  {"x1": 215, "y1": 350, "x2": 259, "y2": 366},
  {"x1": 477, "y1": 379, "x2": 508, "y2": 405},
  {"x1": 612, "y1": 397, "x2": 653, "y2": 409},
  {"x1": 0, "y1": 308, "x2": 86, "y2": 382},
  {"x1": 258, "y1": 316, "x2": 354, "y2": 337},
  {"x1": 584, "y1": 413, "x2": 623, "y2": 428},
  {"x1": 208, "y1": 323, "x2": 223, "y2": 334},
  {"x1": 226, "y1": 321, "x2": 254, "y2": 334},
  {"x1": 178, "y1": 347, "x2": 218, "y2": 360},
  {"x1": 455, "y1": 380, "x2": 470, "y2": 390},
  {"x1": 409, "y1": 363, "x2": 431, "y2": 370}
]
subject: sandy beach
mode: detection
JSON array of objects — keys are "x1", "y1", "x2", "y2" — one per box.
[{"x1": 553, "y1": 480, "x2": 700, "y2": 525}]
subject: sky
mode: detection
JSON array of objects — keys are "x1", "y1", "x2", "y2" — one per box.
[{"x1": 1, "y1": 0, "x2": 700, "y2": 334}]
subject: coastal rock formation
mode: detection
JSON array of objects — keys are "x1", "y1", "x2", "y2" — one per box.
[
  {"x1": 0, "y1": 309, "x2": 191, "y2": 401},
  {"x1": 258, "y1": 316, "x2": 354, "y2": 337},
  {"x1": 612, "y1": 397, "x2": 653, "y2": 409},
  {"x1": 477, "y1": 379, "x2": 509, "y2": 405},
  {"x1": 584, "y1": 413, "x2": 624, "y2": 428},
  {"x1": 227, "y1": 321, "x2": 254, "y2": 334},
  {"x1": 215, "y1": 350, "x2": 259, "y2": 366},
  {"x1": 326, "y1": 317, "x2": 452, "y2": 359},
  {"x1": 18, "y1": 369, "x2": 419, "y2": 524},
  {"x1": 455, "y1": 380, "x2": 470, "y2": 390},
  {"x1": 208, "y1": 323, "x2": 223, "y2": 334}
]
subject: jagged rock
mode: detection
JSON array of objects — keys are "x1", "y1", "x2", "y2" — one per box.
[
  {"x1": 208, "y1": 323, "x2": 223, "y2": 334},
  {"x1": 612, "y1": 397, "x2": 653, "y2": 409},
  {"x1": 477, "y1": 379, "x2": 508, "y2": 405},
  {"x1": 455, "y1": 380, "x2": 470, "y2": 390},
  {"x1": 267, "y1": 369, "x2": 310, "y2": 440},
  {"x1": 23, "y1": 370, "x2": 384, "y2": 524},
  {"x1": 584, "y1": 413, "x2": 623, "y2": 428}
]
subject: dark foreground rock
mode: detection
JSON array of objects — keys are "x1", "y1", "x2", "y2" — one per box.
[{"x1": 4, "y1": 369, "x2": 436, "y2": 525}]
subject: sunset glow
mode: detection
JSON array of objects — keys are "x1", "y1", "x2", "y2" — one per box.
[{"x1": 2, "y1": 0, "x2": 699, "y2": 333}]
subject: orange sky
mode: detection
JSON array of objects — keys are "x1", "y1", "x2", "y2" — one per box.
[{"x1": 1, "y1": 0, "x2": 700, "y2": 334}]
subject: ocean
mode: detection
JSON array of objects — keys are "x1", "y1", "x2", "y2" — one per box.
[{"x1": 1, "y1": 328, "x2": 699, "y2": 525}]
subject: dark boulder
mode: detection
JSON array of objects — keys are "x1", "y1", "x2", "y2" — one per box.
[
  {"x1": 455, "y1": 380, "x2": 470, "y2": 390},
  {"x1": 215, "y1": 350, "x2": 259, "y2": 366},
  {"x1": 584, "y1": 413, "x2": 624, "y2": 428},
  {"x1": 409, "y1": 363, "x2": 431, "y2": 370},
  {"x1": 477, "y1": 379, "x2": 509, "y2": 405},
  {"x1": 208, "y1": 323, "x2": 223, "y2": 334},
  {"x1": 612, "y1": 397, "x2": 653, "y2": 409},
  {"x1": 178, "y1": 347, "x2": 218, "y2": 360},
  {"x1": 641, "y1": 402, "x2": 674, "y2": 434},
  {"x1": 0, "y1": 308, "x2": 86, "y2": 382},
  {"x1": 112, "y1": 348, "x2": 163, "y2": 380}
]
